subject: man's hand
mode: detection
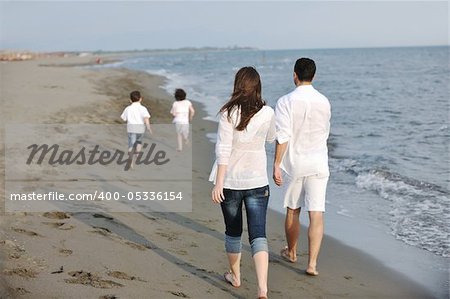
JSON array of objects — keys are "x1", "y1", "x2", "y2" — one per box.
[{"x1": 273, "y1": 164, "x2": 283, "y2": 186}]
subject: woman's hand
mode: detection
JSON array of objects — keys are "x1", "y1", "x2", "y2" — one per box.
[{"x1": 211, "y1": 184, "x2": 225, "y2": 203}]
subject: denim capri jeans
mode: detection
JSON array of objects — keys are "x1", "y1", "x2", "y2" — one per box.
[{"x1": 220, "y1": 185, "x2": 269, "y2": 256}]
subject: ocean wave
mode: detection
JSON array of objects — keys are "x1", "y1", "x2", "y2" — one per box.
[
  {"x1": 144, "y1": 68, "x2": 224, "y2": 118},
  {"x1": 355, "y1": 169, "x2": 450, "y2": 257}
]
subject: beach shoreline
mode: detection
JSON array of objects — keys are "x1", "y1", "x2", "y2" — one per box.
[{"x1": 0, "y1": 56, "x2": 439, "y2": 298}]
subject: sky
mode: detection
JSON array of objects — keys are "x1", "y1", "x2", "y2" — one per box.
[{"x1": 0, "y1": 1, "x2": 448, "y2": 51}]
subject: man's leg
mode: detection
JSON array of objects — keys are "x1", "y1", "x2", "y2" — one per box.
[
  {"x1": 307, "y1": 211, "x2": 323, "y2": 275},
  {"x1": 285, "y1": 207, "x2": 301, "y2": 262}
]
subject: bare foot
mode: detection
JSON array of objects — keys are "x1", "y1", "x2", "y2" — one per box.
[
  {"x1": 280, "y1": 246, "x2": 297, "y2": 263},
  {"x1": 257, "y1": 286, "x2": 268, "y2": 298},
  {"x1": 223, "y1": 270, "x2": 240, "y2": 288},
  {"x1": 305, "y1": 267, "x2": 319, "y2": 276}
]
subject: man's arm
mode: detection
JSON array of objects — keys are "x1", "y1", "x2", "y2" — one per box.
[
  {"x1": 273, "y1": 141, "x2": 287, "y2": 186},
  {"x1": 273, "y1": 96, "x2": 291, "y2": 186}
]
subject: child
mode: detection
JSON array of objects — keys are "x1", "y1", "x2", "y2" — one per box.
[
  {"x1": 120, "y1": 90, "x2": 152, "y2": 167},
  {"x1": 170, "y1": 88, "x2": 195, "y2": 151}
]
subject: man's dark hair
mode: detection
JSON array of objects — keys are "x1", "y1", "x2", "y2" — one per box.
[
  {"x1": 294, "y1": 58, "x2": 316, "y2": 82},
  {"x1": 130, "y1": 90, "x2": 141, "y2": 102},
  {"x1": 174, "y1": 89, "x2": 186, "y2": 101}
]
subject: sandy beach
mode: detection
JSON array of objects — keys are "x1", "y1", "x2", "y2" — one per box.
[{"x1": 0, "y1": 56, "x2": 437, "y2": 298}]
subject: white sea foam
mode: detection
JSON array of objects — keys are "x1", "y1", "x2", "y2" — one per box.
[
  {"x1": 336, "y1": 206, "x2": 353, "y2": 218},
  {"x1": 356, "y1": 171, "x2": 450, "y2": 257},
  {"x1": 145, "y1": 69, "x2": 224, "y2": 119}
]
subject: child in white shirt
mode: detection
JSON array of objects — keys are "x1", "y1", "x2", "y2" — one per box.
[
  {"x1": 170, "y1": 89, "x2": 195, "y2": 151},
  {"x1": 121, "y1": 90, "x2": 152, "y2": 167}
]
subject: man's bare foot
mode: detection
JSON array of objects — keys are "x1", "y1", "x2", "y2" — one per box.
[{"x1": 280, "y1": 246, "x2": 297, "y2": 263}]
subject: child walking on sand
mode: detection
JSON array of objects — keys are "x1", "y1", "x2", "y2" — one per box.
[
  {"x1": 120, "y1": 90, "x2": 153, "y2": 168},
  {"x1": 170, "y1": 88, "x2": 195, "y2": 151}
]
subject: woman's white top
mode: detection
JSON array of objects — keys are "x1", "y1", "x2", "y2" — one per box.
[{"x1": 209, "y1": 105, "x2": 276, "y2": 190}]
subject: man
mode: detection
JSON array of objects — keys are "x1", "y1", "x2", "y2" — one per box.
[{"x1": 273, "y1": 58, "x2": 331, "y2": 276}]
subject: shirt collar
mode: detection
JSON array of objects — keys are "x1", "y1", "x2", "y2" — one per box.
[{"x1": 295, "y1": 84, "x2": 314, "y2": 90}]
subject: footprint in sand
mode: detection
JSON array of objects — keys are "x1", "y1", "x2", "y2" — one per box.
[
  {"x1": 58, "y1": 224, "x2": 75, "y2": 230},
  {"x1": 169, "y1": 291, "x2": 190, "y2": 298},
  {"x1": 3, "y1": 268, "x2": 38, "y2": 279},
  {"x1": 43, "y1": 211, "x2": 71, "y2": 219},
  {"x1": 11, "y1": 287, "x2": 30, "y2": 296},
  {"x1": 107, "y1": 271, "x2": 147, "y2": 282},
  {"x1": 124, "y1": 241, "x2": 151, "y2": 251},
  {"x1": 169, "y1": 249, "x2": 188, "y2": 256},
  {"x1": 344, "y1": 275, "x2": 353, "y2": 280},
  {"x1": 156, "y1": 231, "x2": 179, "y2": 242},
  {"x1": 65, "y1": 270, "x2": 123, "y2": 289},
  {"x1": 11, "y1": 227, "x2": 42, "y2": 237},
  {"x1": 41, "y1": 221, "x2": 75, "y2": 230},
  {"x1": 90, "y1": 226, "x2": 112, "y2": 236},
  {"x1": 1, "y1": 240, "x2": 25, "y2": 259},
  {"x1": 42, "y1": 222, "x2": 65, "y2": 228},
  {"x1": 59, "y1": 248, "x2": 73, "y2": 256}
]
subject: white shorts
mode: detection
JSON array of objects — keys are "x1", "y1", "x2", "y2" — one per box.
[
  {"x1": 175, "y1": 124, "x2": 189, "y2": 138},
  {"x1": 283, "y1": 174, "x2": 329, "y2": 212}
]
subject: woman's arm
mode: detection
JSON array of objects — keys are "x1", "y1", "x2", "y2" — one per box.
[
  {"x1": 212, "y1": 164, "x2": 227, "y2": 203},
  {"x1": 266, "y1": 111, "x2": 276, "y2": 143},
  {"x1": 211, "y1": 111, "x2": 233, "y2": 203}
]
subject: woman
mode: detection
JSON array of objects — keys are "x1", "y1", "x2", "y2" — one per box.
[{"x1": 209, "y1": 67, "x2": 275, "y2": 299}]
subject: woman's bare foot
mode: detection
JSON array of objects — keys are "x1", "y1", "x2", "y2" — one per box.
[
  {"x1": 305, "y1": 266, "x2": 319, "y2": 276},
  {"x1": 257, "y1": 286, "x2": 268, "y2": 298},
  {"x1": 224, "y1": 270, "x2": 240, "y2": 288}
]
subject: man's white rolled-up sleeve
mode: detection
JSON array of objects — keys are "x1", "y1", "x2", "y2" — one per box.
[
  {"x1": 275, "y1": 97, "x2": 291, "y2": 144},
  {"x1": 216, "y1": 111, "x2": 233, "y2": 165}
]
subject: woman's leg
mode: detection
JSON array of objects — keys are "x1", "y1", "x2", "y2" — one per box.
[
  {"x1": 220, "y1": 189, "x2": 244, "y2": 287},
  {"x1": 245, "y1": 186, "x2": 269, "y2": 297}
]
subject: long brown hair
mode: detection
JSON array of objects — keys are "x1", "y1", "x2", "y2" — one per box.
[{"x1": 220, "y1": 66, "x2": 265, "y2": 131}]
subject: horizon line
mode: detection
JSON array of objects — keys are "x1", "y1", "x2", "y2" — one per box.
[{"x1": 1, "y1": 43, "x2": 448, "y2": 54}]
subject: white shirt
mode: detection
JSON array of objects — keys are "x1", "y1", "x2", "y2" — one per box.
[
  {"x1": 209, "y1": 105, "x2": 276, "y2": 190},
  {"x1": 120, "y1": 102, "x2": 151, "y2": 133},
  {"x1": 275, "y1": 85, "x2": 331, "y2": 177},
  {"x1": 171, "y1": 100, "x2": 192, "y2": 124}
]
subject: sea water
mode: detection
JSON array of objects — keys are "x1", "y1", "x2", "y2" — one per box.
[{"x1": 115, "y1": 46, "x2": 448, "y2": 297}]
